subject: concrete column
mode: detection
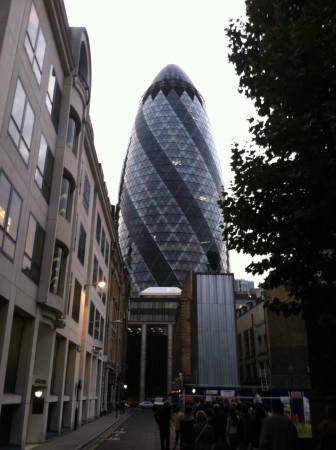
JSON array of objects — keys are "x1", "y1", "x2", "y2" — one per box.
[
  {"x1": 167, "y1": 324, "x2": 173, "y2": 396},
  {"x1": 139, "y1": 323, "x2": 147, "y2": 402}
]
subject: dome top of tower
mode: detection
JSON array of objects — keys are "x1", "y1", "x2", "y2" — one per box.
[
  {"x1": 142, "y1": 63, "x2": 204, "y2": 105},
  {"x1": 152, "y1": 64, "x2": 193, "y2": 85}
]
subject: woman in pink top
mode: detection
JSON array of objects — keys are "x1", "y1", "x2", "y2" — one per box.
[{"x1": 173, "y1": 405, "x2": 184, "y2": 449}]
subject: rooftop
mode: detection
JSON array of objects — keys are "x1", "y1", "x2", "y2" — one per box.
[{"x1": 139, "y1": 287, "x2": 182, "y2": 298}]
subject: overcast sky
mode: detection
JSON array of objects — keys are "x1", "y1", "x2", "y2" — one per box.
[{"x1": 63, "y1": 0, "x2": 264, "y2": 287}]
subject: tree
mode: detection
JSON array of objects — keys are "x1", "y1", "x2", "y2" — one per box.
[{"x1": 220, "y1": 0, "x2": 336, "y2": 390}]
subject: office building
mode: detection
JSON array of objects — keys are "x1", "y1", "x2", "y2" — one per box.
[
  {"x1": 0, "y1": 1, "x2": 128, "y2": 446},
  {"x1": 117, "y1": 64, "x2": 229, "y2": 296}
]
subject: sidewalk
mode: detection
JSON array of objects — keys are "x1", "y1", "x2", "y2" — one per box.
[{"x1": 26, "y1": 409, "x2": 133, "y2": 450}]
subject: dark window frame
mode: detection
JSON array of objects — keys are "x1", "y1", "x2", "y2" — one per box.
[
  {"x1": 8, "y1": 79, "x2": 35, "y2": 165},
  {"x1": 22, "y1": 214, "x2": 45, "y2": 285},
  {"x1": 35, "y1": 134, "x2": 54, "y2": 203},
  {"x1": 24, "y1": 2, "x2": 46, "y2": 84},
  {"x1": 77, "y1": 222, "x2": 86, "y2": 265},
  {"x1": 0, "y1": 171, "x2": 23, "y2": 261}
]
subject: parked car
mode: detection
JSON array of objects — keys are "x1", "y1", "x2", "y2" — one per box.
[
  {"x1": 138, "y1": 401, "x2": 154, "y2": 409},
  {"x1": 153, "y1": 397, "x2": 165, "y2": 411}
]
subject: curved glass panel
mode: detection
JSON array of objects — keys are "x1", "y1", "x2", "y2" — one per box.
[{"x1": 117, "y1": 65, "x2": 229, "y2": 296}]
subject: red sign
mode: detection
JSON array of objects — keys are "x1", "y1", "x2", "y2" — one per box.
[{"x1": 290, "y1": 391, "x2": 302, "y2": 398}]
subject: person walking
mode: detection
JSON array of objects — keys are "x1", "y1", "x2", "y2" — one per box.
[
  {"x1": 249, "y1": 402, "x2": 267, "y2": 450},
  {"x1": 181, "y1": 405, "x2": 196, "y2": 450},
  {"x1": 259, "y1": 399, "x2": 300, "y2": 450},
  {"x1": 317, "y1": 404, "x2": 336, "y2": 450},
  {"x1": 155, "y1": 400, "x2": 172, "y2": 450},
  {"x1": 238, "y1": 402, "x2": 252, "y2": 450},
  {"x1": 252, "y1": 389, "x2": 262, "y2": 406},
  {"x1": 226, "y1": 406, "x2": 241, "y2": 450},
  {"x1": 210, "y1": 403, "x2": 227, "y2": 449},
  {"x1": 173, "y1": 405, "x2": 184, "y2": 449},
  {"x1": 192, "y1": 410, "x2": 214, "y2": 450}
]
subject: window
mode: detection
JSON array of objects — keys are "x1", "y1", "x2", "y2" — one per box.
[
  {"x1": 88, "y1": 301, "x2": 95, "y2": 336},
  {"x1": 95, "y1": 213, "x2": 109, "y2": 265},
  {"x1": 46, "y1": 66, "x2": 62, "y2": 130},
  {"x1": 4, "y1": 315, "x2": 24, "y2": 393},
  {"x1": 8, "y1": 79, "x2": 35, "y2": 164},
  {"x1": 100, "y1": 228, "x2": 105, "y2": 254},
  {"x1": 35, "y1": 134, "x2": 54, "y2": 203},
  {"x1": 105, "y1": 241, "x2": 109, "y2": 266},
  {"x1": 59, "y1": 176, "x2": 72, "y2": 219},
  {"x1": 96, "y1": 213, "x2": 101, "y2": 244},
  {"x1": 49, "y1": 244, "x2": 66, "y2": 295},
  {"x1": 22, "y1": 214, "x2": 45, "y2": 284},
  {"x1": 82, "y1": 173, "x2": 91, "y2": 214},
  {"x1": 244, "y1": 330, "x2": 249, "y2": 357},
  {"x1": 92, "y1": 255, "x2": 98, "y2": 284},
  {"x1": 77, "y1": 223, "x2": 86, "y2": 265},
  {"x1": 66, "y1": 116, "x2": 78, "y2": 153},
  {"x1": 94, "y1": 310, "x2": 100, "y2": 340},
  {"x1": 72, "y1": 279, "x2": 82, "y2": 323},
  {"x1": 24, "y1": 3, "x2": 46, "y2": 84},
  {"x1": 100, "y1": 317, "x2": 104, "y2": 341},
  {"x1": 0, "y1": 171, "x2": 22, "y2": 261}
]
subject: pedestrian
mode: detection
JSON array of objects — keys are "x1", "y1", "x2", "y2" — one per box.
[
  {"x1": 154, "y1": 400, "x2": 172, "y2": 450},
  {"x1": 252, "y1": 389, "x2": 262, "y2": 406},
  {"x1": 210, "y1": 403, "x2": 227, "y2": 449},
  {"x1": 238, "y1": 402, "x2": 252, "y2": 450},
  {"x1": 181, "y1": 405, "x2": 196, "y2": 450},
  {"x1": 192, "y1": 410, "x2": 214, "y2": 450},
  {"x1": 317, "y1": 404, "x2": 336, "y2": 450},
  {"x1": 249, "y1": 402, "x2": 267, "y2": 450},
  {"x1": 194, "y1": 397, "x2": 211, "y2": 418},
  {"x1": 259, "y1": 399, "x2": 300, "y2": 450},
  {"x1": 226, "y1": 406, "x2": 241, "y2": 450},
  {"x1": 172, "y1": 405, "x2": 184, "y2": 449}
]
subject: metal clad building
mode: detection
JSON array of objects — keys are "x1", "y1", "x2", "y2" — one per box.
[{"x1": 196, "y1": 273, "x2": 238, "y2": 385}]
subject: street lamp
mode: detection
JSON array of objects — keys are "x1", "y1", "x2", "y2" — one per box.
[{"x1": 84, "y1": 280, "x2": 106, "y2": 290}]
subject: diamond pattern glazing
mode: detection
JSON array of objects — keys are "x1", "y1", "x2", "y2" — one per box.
[{"x1": 117, "y1": 65, "x2": 229, "y2": 296}]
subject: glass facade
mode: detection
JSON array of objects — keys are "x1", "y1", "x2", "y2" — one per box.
[{"x1": 117, "y1": 64, "x2": 229, "y2": 296}]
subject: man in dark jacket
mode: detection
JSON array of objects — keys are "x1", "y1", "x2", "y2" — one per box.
[
  {"x1": 155, "y1": 400, "x2": 172, "y2": 450},
  {"x1": 259, "y1": 399, "x2": 299, "y2": 450},
  {"x1": 180, "y1": 405, "x2": 196, "y2": 450}
]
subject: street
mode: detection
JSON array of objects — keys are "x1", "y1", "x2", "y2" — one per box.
[{"x1": 80, "y1": 409, "x2": 163, "y2": 450}]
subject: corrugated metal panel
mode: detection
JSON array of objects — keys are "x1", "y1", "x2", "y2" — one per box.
[{"x1": 196, "y1": 274, "x2": 238, "y2": 385}]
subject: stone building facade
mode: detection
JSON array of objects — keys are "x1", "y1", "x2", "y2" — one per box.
[
  {"x1": 236, "y1": 286, "x2": 311, "y2": 390},
  {"x1": 0, "y1": 1, "x2": 128, "y2": 446}
]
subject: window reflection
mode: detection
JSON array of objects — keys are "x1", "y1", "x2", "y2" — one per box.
[
  {"x1": 8, "y1": 79, "x2": 35, "y2": 164},
  {"x1": 50, "y1": 245, "x2": 64, "y2": 295},
  {"x1": 66, "y1": 116, "x2": 77, "y2": 153},
  {"x1": 0, "y1": 171, "x2": 22, "y2": 261},
  {"x1": 22, "y1": 214, "x2": 45, "y2": 284},
  {"x1": 35, "y1": 134, "x2": 54, "y2": 203},
  {"x1": 24, "y1": 3, "x2": 46, "y2": 84},
  {"x1": 46, "y1": 66, "x2": 62, "y2": 130},
  {"x1": 59, "y1": 176, "x2": 71, "y2": 219}
]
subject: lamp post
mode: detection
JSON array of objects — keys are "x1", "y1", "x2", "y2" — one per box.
[
  {"x1": 111, "y1": 319, "x2": 122, "y2": 418},
  {"x1": 84, "y1": 280, "x2": 106, "y2": 290}
]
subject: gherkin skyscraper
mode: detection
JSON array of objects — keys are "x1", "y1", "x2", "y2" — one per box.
[{"x1": 117, "y1": 64, "x2": 229, "y2": 296}]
